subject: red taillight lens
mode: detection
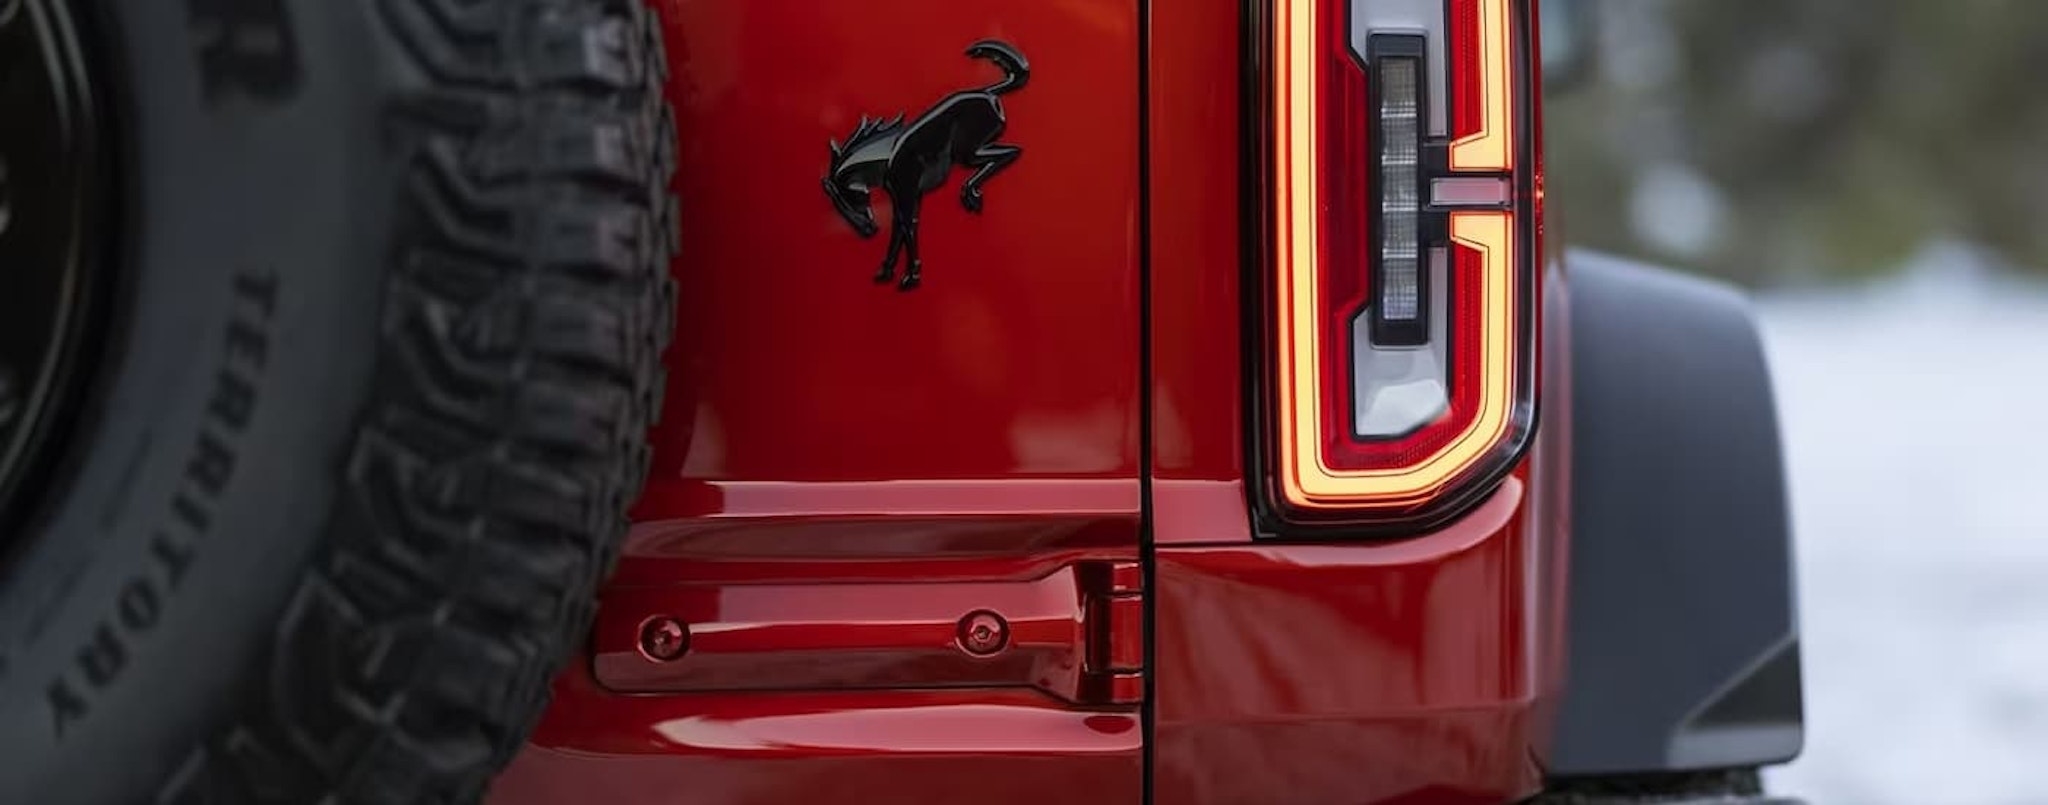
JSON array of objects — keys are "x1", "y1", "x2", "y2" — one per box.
[{"x1": 1261, "y1": 0, "x2": 1538, "y2": 528}]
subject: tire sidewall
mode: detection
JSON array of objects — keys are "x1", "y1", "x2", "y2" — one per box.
[{"x1": 0, "y1": 1, "x2": 397, "y2": 799}]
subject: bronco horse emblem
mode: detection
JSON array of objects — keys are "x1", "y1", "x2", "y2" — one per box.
[{"x1": 823, "y1": 40, "x2": 1029, "y2": 290}]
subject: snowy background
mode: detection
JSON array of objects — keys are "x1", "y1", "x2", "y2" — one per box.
[
  {"x1": 1540, "y1": 3, "x2": 2048, "y2": 798},
  {"x1": 1751, "y1": 246, "x2": 2048, "y2": 804}
]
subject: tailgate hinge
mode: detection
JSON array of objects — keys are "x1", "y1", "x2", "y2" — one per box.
[
  {"x1": 1079, "y1": 561, "x2": 1145, "y2": 704},
  {"x1": 592, "y1": 558, "x2": 1146, "y2": 706}
]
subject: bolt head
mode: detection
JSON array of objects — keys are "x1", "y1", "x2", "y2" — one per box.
[
  {"x1": 956, "y1": 610, "x2": 1009, "y2": 656},
  {"x1": 639, "y1": 616, "x2": 690, "y2": 662}
]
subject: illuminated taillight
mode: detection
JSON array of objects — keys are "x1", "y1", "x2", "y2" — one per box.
[{"x1": 1259, "y1": 0, "x2": 1538, "y2": 529}]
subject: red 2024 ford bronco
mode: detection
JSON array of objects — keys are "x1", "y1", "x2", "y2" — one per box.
[{"x1": 0, "y1": 0, "x2": 1802, "y2": 802}]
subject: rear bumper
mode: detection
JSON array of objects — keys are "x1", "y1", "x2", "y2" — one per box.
[{"x1": 494, "y1": 471, "x2": 1562, "y2": 805}]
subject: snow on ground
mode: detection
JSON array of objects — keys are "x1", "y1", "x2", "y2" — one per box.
[{"x1": 1756, "y1": 252, "x2": 2048, "y2": 805}]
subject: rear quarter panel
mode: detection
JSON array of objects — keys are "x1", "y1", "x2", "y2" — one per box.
[{"x1": 1143, "y1": 1, "x2": 1571, "y2": 802}]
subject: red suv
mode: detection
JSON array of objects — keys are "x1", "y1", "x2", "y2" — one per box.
[{"x1": 0, "y1": 0, "x2": 1801, "y2": 802}]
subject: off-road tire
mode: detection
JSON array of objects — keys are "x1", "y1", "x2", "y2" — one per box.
[
  {"x1": 1534, "y1": 769, "x2": 1788, "y2": 804},
  {"x1": 0, "y1": 1, "x2": 677, "y2": 803}
]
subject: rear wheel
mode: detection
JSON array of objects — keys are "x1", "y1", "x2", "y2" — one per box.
[
  {"x1": 0, "y1": 1, "x2": 678, "y2": 802},
  {"x1": 1535, "y1": 768, "x2": 1795, "y2": 804}
]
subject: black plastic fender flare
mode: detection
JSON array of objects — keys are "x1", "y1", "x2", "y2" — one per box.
[{"x1": 1549, "y1": 250, "x2": 1805, "y2": 776}]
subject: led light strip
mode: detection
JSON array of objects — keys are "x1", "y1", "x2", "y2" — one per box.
[
  {"x1": 1271, "y1": 0, "x2": 1519, "y2": 511},
  {"x1": 1278, "y1": 215, "x2": 1517, "y2": 508},
  {"x1": 1450, "y1": 0, "x2": 1515, "y2": 172}
]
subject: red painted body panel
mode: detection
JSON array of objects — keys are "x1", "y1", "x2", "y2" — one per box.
[
  {"x1": 496, "y1": 0, "x2": 1149, "y2": 798},
  {"x1": 1150, "y1": 0, "x2": 1253, "y2": 548},
  {"x1": 632, "y1": 0, "x2": 1145, "y2": 522},
  {"x1": 492, "y1": 524, "x2": 1144, "y2": 805},
  {"x1": 498, "y1": 0, "x2": 1572, "y2": 802},
  {"x1": 495, "y1": 673, "x2": 1141, "y2": 805},
  {"x1": 1151, "y1": 475, "x2": 1557, "y2": 805}
]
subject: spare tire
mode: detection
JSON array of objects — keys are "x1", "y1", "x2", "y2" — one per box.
[{"x1": 0, "y1": 0, "x2": 677, "y2": 802}]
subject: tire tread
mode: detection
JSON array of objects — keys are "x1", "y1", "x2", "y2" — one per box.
[{"x1": 155, "y1": 1, "x2": 676, "y2": 802}]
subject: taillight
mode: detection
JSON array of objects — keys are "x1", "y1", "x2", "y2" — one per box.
[{"x1": 1256, "y1": 0, "x2": 1538, "y2": 530}]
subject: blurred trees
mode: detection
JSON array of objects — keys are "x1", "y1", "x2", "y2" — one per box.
[{"x1": 1546, "y1": 0, "x2": 2048, "y2": 285}]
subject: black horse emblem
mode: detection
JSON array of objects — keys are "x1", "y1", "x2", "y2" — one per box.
[{"x1": 823, "y1": 40, "x2": 1029, "y2": 290}]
